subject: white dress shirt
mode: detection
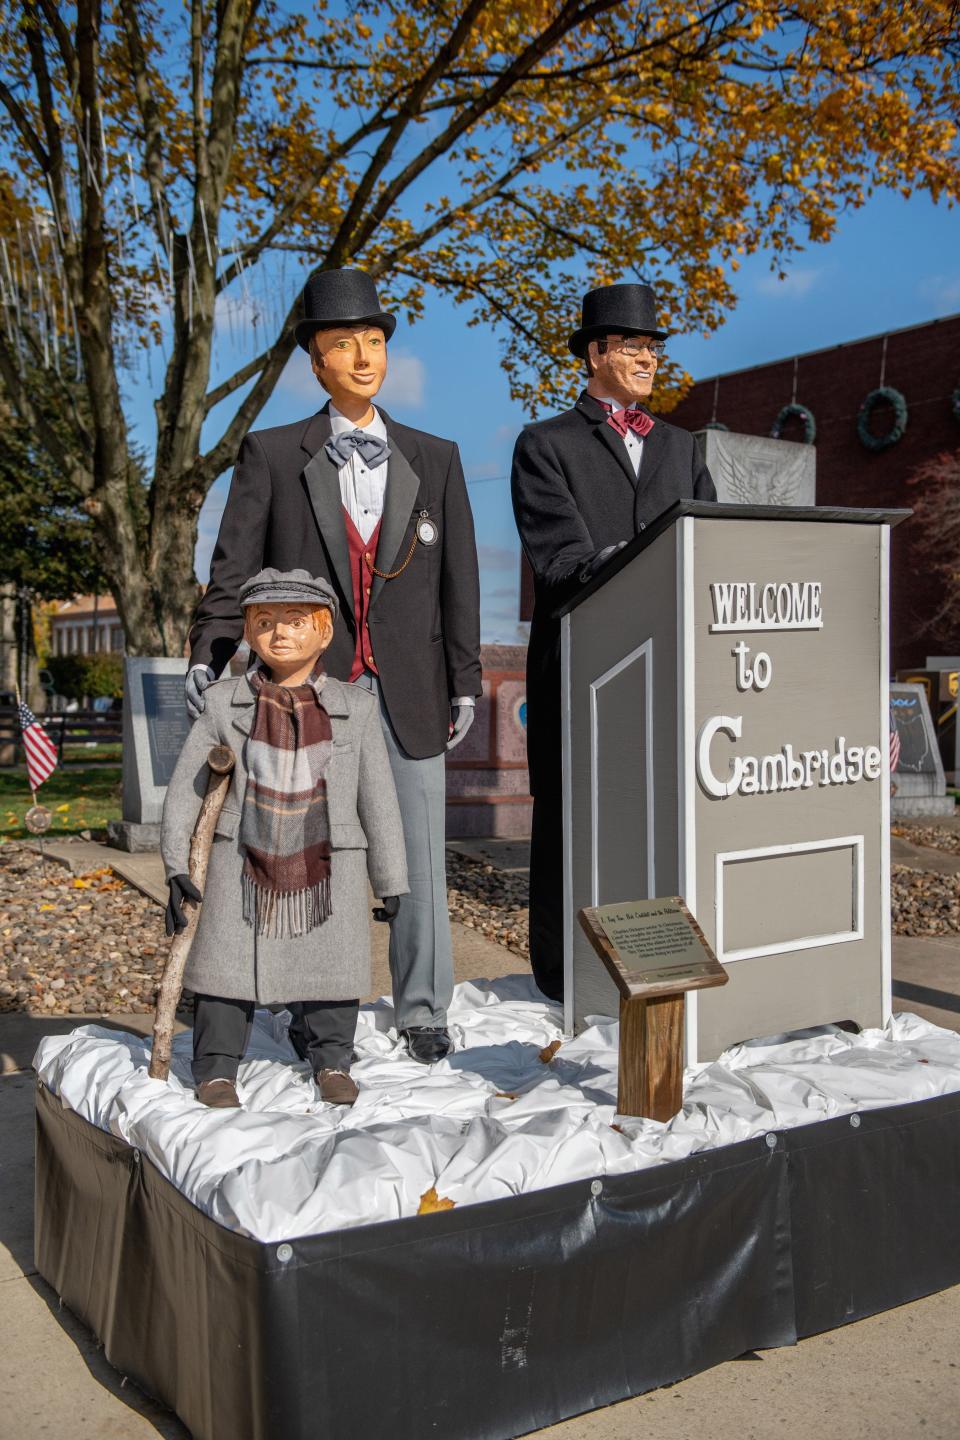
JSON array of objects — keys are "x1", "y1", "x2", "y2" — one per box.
[
  {"x1": 594, "y1": 394, "x2": 644, "y2": 476},
  {"x1": 328, "y1": 402, "x2": 474, "y2": 712},
  {"x1": 329, "y1": 402, "x2": 389, "y2": 544}
]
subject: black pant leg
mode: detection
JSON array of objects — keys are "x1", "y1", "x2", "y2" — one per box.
[
  {"x1": 528, "y1": 786, "x2": 565, "y2": 1002},
  {"x1": 192, "y1": 994, "x2": 255, "y2": 1085},
  {"x1": 296, "y1": 999, "x2": 360, "y2": 1073}
]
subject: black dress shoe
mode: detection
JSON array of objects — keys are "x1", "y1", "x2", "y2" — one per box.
[{"x1": 401, "y1": 1026, "x2": 454, "y2": 1064}]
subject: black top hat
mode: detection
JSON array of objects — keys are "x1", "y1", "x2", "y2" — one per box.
[
  {"x1": 568, "y1": 283, "x2": 667, "y2": 358},
  {"x1": 295, "y1": 268, "x2": 397, "y2": 351}
]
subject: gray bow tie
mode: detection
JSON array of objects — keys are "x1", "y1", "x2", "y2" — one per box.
[{"x1": 325, "y1": 430, "x2": 391, "y2": 469}]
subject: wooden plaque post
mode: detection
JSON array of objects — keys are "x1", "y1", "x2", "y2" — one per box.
[{"x1": 578, "y1": 898, "x2": 728, "y2": 1122}]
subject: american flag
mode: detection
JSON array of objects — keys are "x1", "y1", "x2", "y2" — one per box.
[
  {"x1": 889, "y1": 726, "x2": 902, "y2": 775},
  {"x1": 18, "y1": 701, "x2": 58, "y2": 790}
]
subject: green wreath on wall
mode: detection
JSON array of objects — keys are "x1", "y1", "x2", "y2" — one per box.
[
  {"x1": 857, "y1": 386, "x2": 908, "y2": 451},
  {"x1": 770, "y1": 403, "x2": 816, "y2": 445},
  {"x1": 703, "y1": 421, "x2": 729, "y2": 431}
]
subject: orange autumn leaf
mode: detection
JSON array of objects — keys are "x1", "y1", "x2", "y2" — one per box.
[
  {"x1": 538, "y1": 1039, "x2": 562, "y2": 1064},
  {"x1": 418, "y1": 1187, "x2": 456, "y2": 1215}
]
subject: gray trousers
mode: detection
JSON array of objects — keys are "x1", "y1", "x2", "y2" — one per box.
[
  {"x1": 354, "y1": 673, "x2": 453, "y2": 1029},
  {"x1": 194, "y1": 994, "x2": 358, "y2": 1083}
]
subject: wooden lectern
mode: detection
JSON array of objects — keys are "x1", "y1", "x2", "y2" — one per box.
[{"x1": 559, "y1": 501, "x2": 909, "y2": 1063}]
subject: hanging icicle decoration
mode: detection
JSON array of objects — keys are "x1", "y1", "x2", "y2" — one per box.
[
  {"x1": 46, "y1": 177, "x2": 67, "y2": 253},
  {"x1": 126, "y1": 152, "x2": 140, "y2": 223},
  {"x1": 79, "y1": 112, "x2": 102, "y2": 195},
  {"x1": 97, "y1": 107, "x2": 110, "y2": 189},
  {"x1": 199, "y1": 198, "x2": 213, "y2": 267},
  {"x1": 70, "y1": 299, "x2": 82, "y2": 379}
]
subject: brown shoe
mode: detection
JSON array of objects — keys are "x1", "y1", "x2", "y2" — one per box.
[
  {"x1": 196, "y1": 1078, "x2": 241, "y2": 1108},
  {"x1": 317, "y1": 1068, "x2": 359, "y2": 1106}
]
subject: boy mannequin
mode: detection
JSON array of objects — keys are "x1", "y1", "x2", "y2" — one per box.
[{"x1": 162, "y1": 568, "x2": 408, "y2": 1107}]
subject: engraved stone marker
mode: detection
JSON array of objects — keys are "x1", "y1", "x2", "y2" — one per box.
[
  {"x1": 109, "y1": 657, "x2": 190, "y2": 852},
  {"x1": 695, "y1": 431, "x2": 816, "y2": 507},
  {"x1": 889, "y1": 682, "x2": 953, "y2": 817}
]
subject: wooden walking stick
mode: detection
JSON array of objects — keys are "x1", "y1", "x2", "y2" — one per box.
[{"x1": 149, "y1": 744, "x2": 236, "y2": 1081}]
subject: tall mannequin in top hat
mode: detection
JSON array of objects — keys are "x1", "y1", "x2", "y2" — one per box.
[
  {"x1": 511, "y1": 282, "x2": 716, "y2": 1002},
  {"x1": 187, "y1": 267, "x2": 482, "y2": 1062}
]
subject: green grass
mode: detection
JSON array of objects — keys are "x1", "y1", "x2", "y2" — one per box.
[{"x1": 0, "y1": 765, "x2": 122, "y2": 838}]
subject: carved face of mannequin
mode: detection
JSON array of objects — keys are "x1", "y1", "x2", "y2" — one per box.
[
  {"x1": 586, "y1": 332, "x2": 658, "y2": 408},
  {"x1": 244, "y1": 604, "x2": 334, "y2": 687},
  {"x1": 309, "y1": 324, "x2": 387, "y2": 423}
]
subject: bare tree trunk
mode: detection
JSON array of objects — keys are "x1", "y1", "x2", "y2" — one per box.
[{"x1": 96, "y1": 481, "x2": 203, "y2": 657}]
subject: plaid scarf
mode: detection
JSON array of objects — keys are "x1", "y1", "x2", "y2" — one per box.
[{"x1": 240, "y1": 662, "x2": 333, "y2": 938}]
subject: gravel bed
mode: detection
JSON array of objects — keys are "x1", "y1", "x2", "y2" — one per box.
[
  {"x1": 0, "y1": 843, "x2": 164, "y2": 1017},
  {"x1": 1, "y1": 841, "x2": 955, "y2": 1018},
  {"x1": 891, "y1": 865, "x2": 960, "y2": 937},
  {"x1": 446, "y1": 850, "x2": 529, "y2": 958},
  {"x1": 892, "y1": 823, "x2": 960, "y2": 857}
]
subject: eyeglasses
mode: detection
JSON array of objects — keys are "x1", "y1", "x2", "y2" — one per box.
[{"x1": 609, "y1": 337, "x2": 666, "y2": 358}]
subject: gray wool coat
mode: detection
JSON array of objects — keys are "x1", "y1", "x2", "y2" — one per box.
[{"x1": 160, "y1": 673, "x2": 409, "y2": 1003}]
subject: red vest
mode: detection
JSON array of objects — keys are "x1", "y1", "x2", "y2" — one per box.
[{"x1": 342, "y1": 509, "x2": 382, "y2": 682}]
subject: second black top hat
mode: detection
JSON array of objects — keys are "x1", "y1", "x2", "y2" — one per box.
[
  {"x1": 296, "y1": 268, "x2": 397, "y2": 351},
  {"x1": 568, "y1": 283, "x2": 667, "y2": 358}
]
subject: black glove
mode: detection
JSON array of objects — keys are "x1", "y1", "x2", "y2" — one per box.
[
  {"x1": 579, "y1": 540, "x2": 627, "y2": 584},
  {"x1": 372, "y1": 896, "x2": 400, "y2": 924},
  {"x1": 165, "y1": 874, "x2": 203, "y2": 937}
]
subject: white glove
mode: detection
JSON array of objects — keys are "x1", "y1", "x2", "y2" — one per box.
[
  {"x1": 446, "y1": 701, "x2": 475, "y2": 751},
  {"x1": 185, "y1": 664, "x2": 215, "y2": 720}
]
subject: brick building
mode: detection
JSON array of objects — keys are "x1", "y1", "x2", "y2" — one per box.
[
  {"x1": 518, "y1": 315, "x2": 960, "y2": 671},
  {"x1": 668, "y1": 314, "x2": 960, "y2": 672}
]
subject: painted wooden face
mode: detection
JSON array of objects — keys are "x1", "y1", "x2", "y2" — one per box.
[
  {"x1": 588, "y1": 333, "x2": 660, "y2": 405},
  {"x1": 245, "y1": 604, "x2": 333, "y2": 675},
  {"x1": 310, "y1": 325, "x2": 387, "y2": 408}
]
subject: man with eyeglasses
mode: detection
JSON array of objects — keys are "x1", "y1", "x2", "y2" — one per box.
[{"x1": 511, "y1": 282, "x2": 716, "y2": 1003}]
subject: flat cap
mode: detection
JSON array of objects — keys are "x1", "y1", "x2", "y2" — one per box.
[{"x1": 238, "y1": 567, "x2": 339, "y2": 619}]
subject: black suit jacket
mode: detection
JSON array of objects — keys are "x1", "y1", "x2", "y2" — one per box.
[
  {"x1": 511, "y1": 390, "x2": 716, "y2": 794},
  {"x1": 190, "y1": 405, "x2": 482, "y2": 759}
]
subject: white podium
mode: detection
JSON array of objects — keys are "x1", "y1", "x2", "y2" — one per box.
[{"x1": 559, "y1": 501, "x2": 909, "y2": 1062}]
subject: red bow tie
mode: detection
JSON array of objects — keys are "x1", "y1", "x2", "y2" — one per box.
[{"x1": 602, "y1": 403, "x2": 654, "y2": 440}]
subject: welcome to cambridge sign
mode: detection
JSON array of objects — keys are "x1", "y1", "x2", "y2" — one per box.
[{"x1": 560, "y1": 501, "x2": 910, "y2": 1062}]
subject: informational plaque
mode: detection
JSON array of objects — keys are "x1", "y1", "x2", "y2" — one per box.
[
  {"x1": 578, "y1": 898, "x2": 727, "y2": 1120},
  {"x1": 579, "y1": 897, "x2": 728, "y2": 1000},
  {"x1": 143, "y1": 673, "x2": 192, "y2": 787}
]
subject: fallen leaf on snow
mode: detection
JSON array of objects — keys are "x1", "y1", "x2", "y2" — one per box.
[{"x1": 418, "y1": 1187, "x2": 456, "y2": 1215}]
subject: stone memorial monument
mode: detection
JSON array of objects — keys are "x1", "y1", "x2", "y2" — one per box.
[
  {"x1": 108, "y1": 657, "x2": 190, "y2": 852},
  {"x1": 889, "y1": 681, "x2": 953, "y2": 817},
  {"x1": 695, "y1": 429, "x2": 816, "y2": 507}
]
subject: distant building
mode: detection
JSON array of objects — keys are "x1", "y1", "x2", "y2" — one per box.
[
  {"x1": 50, "y1": 595, "x2": 125, "y2": 657},
  {"x1": 518, "y1": 314, "x2": 960, "y2": 670},
  {"x1": 668, "y1": 314, "x2": 960, "y2": 672}
]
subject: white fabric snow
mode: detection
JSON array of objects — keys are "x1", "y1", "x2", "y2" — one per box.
[{"x1": 33, "y1": 976, "x2": 960, "y2": 1243}]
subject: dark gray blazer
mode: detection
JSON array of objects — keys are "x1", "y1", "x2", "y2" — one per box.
[
  {"x1": 189, "y1": 405, "x2": 482, "y2": 759},
  {"x1": 511, "y1": 390, "x2": 716, "y2": 795}
]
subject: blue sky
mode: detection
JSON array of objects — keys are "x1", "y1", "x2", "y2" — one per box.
[{"x1": 147, "y1": 187, "x2": 957, "y2": 643}]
